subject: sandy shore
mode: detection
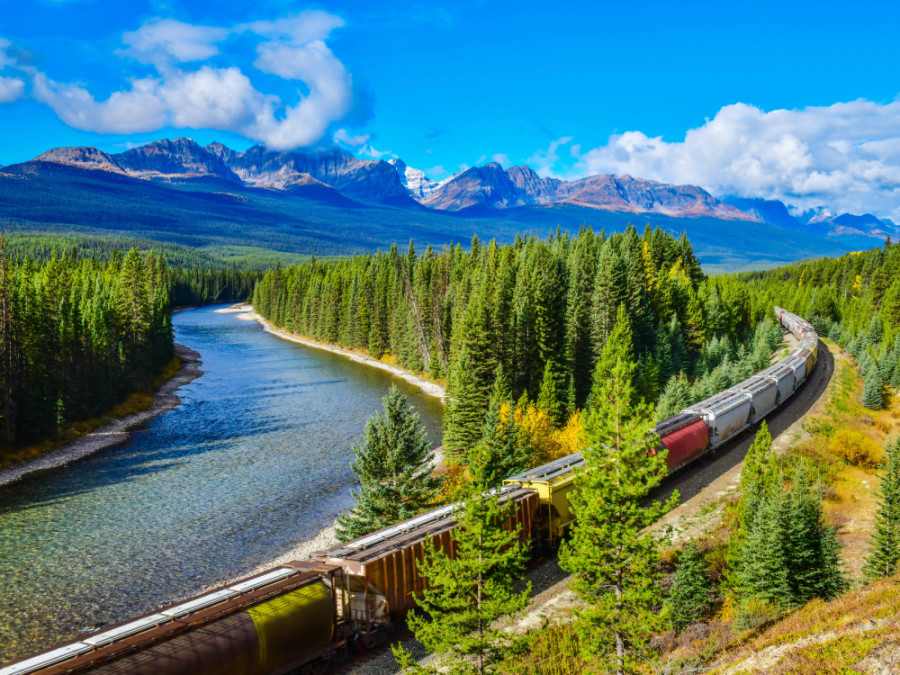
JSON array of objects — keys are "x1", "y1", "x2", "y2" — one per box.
[
  {"x1": 0, "y1": 344, "x2": 203, "y2": 488},
  {"x1": 211, "y1": 304, "x2": 448, "y2": 580},
  {"x1": 218, "y1": 304, "x2": 447, "y2": 401}
]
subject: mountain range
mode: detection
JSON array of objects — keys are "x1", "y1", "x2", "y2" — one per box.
[{"x1": 1, "y1": 137, "x2": 894, "y2": 272}]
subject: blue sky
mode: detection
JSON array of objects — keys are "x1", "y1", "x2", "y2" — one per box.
[{"x1": 2, "y1": 0, "x2": 900, "y2": 217}]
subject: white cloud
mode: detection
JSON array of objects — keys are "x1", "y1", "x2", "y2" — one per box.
[
  {"x1": 0, "y1": 76, "x2": 24, "y2": 102},
  {"x1": 121, "y1": 19, "x2": 228, "y2": 66},
  {"x1": 0, "y1": 38, "x2": 15, "y2": 69},
  {"x1": 576, "y1": 100, "x2": 900, "y2": 220},
  {"x1": 491, "y1": 153, "x2": 511, "y2": 167},
  {"x1": 527, "y1": 136, "x2": 573, "y2": 178},
  {"x1": 333, "y1": 128, "x2": 370, "y2": 146},
  {"x1": 12, "y1": 11, "x2": 354, "y2": 150}
]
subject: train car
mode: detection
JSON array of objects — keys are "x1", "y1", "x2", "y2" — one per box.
[
  {"x1": 736, "y1": 375, "x2": 779, "y2": 424},
  {"x1": 313, "y1": 485, "x2": 539, "y2": 620},
  {"x1": 4, "y1": 562, "x2": 350, "y2": 675},
  {"x1": 787, "y1": 354, "x2": 808, "y2": 387},
  {"x1": 759, "y1": 362, "x2": 795, "y2": 406},
  {"x1": 684, "y1": 390, "x2": 752, "y2": 449},
  {"x1": 503, "y1": 454, "x2": 585, "y2": 545},
  {"x1": 654, "y1": 413, "x2": 709, "y2": 472}
]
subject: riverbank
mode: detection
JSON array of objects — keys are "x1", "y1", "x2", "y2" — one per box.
[
  {"x1": 0, "y1": 344, "x2": 203, "y2": 488},
  {"x1": 218, "y1": 304, "x2": 447, "y2": 402},
  {"x1": 214, "y1": 303, "x2": 445, "y2": 583}
]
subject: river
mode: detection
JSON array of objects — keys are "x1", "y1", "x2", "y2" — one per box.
[{"x1": 0, "y1": 305, "x2": 444, "y2": 663}]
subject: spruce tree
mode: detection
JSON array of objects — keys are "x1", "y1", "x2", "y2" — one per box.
[
  {"x1": 559, "y1": 355, "x2": 677, "y2": 675},
  {"x1": 862, "y1": 365, "x2": 884, "y2": 410},
  {"x1": 736, "y1": 485, "x2": 791, "y2": 608},
  {"x1": 863, "y1": 438, "x2": 900, "y2": 581},
  {"x1": 666, "y1": 544, "x2": 709, "y2": 631},
  {"x1": 783, "y1": 461, "x2": 848, "y2": 603},
  {"x1": 536, "y1": 359, "x2": 566, "y2": 426},
  {"x1": 443, "y1": 346, "x2": 488, "y2": 461},
  {"x1": 589, "y1": 304, "x2": 635, "y2": 406},
  {"x1": 335, "y1": 386, "x2": 442, "y2": 542},
  {"x1": 656, "y1": 372, "x2": 692, "y2": 420},
  {"x1": 469, "y1": 396, "x2": 529, "y2": 488},
  {"x1": 393, "y1": 458, "x2": 531, "y2": 674}
]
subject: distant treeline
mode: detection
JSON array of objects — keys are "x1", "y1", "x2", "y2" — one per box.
[
  {"x1": 0, "y1": 239, "x2": 262, "y2": 454},
  {"x1": 740, "y1": 239, "x2": 900, "y2": 408},
  {"x1": 252, "y1": 226, "x2": 763, "y2": 458}
]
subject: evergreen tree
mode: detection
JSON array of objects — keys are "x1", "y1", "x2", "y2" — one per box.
[
  {"x1": 469, "y1": 396, "x2": 529, "y2": 488},
  {"x1": 589, "y1": 304, "x2": 635, "y2": 405},
  {"x1": 666, "y1": 544, "x2": 709, "y2": 631},
  {"x1": 736, "y1": 485, "x2": 791, "y2": 608},
  {"x1": 656, "y1": 372, "x2": 692, "y2": 420},
  {"x1": 863, "y1": 439, "x2": 900, "y2": 581},
  {"x1": 335, "y1": 386, "x2": 442, "y2": 542},
  {"x1": 862, "y1": 365, "x2": 884, "y2": 409},
  {"x1": 393, "y1": 460, "x2": 530, "y2": 674},
  {"x1": 559, "y1": 356, "x2": 677, "y2": 675},
  {"x1": 536, "y1": 359, "x2": 566, "y2": 426},
  {"x1": 443, "y1": 346, "x2": 488, "y2": 461},
  {"x1": 782, "y1": 461, "x2": 848, "y2": 602},
  {"x1": 739, "y1": 422, "x2": 778, "y2": 531}
]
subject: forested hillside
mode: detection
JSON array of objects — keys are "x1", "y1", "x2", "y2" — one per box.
[
  {"x1": 0, "y1": 245, "x2": 172, "y2": 452},
  {"x1": 252, "y1": 225, "x2": 783, "y2": 458},
  {"x1": 0, "y1": 237, "x2": 263, "y2": 458},
  {"x1": 741, "y1": 240, "x2": 900, "y2": 409}
]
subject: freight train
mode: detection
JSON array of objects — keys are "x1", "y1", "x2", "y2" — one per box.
[{"x1": 2, "y1": 307, "x2": 818, "y2": 675}]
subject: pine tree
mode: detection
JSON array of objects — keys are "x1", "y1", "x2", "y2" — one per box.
[
  {"x1": 559, "y1": 356, "x2": 677, "y2": 675},
  {"x1": 469, "y1": 396, "x2": 529, "y2": 488},
  {"x1": 589, "y1": 304, "x2": 635, "y2": 406},
  {"x1": 863, "y1": 439, "x2": 900, "y2": 581},
  {"x1": 393, "y1": 461, "x2": 531, "y2": 674},
  {"x1": 783, "y1": 461, "x2": 848, "y2": 603},
  {"x1": 656, "y1": 372, "x2": 692, "y2": 420},
  {"x1": 666, "y1": 544, "x2": 709, "y2": 631},
  {"x1": 335, "y1": 386, "x2": 442, "y2": 542},
  {"x1": 536, "y1": 359, "x2": 566, "y2": 426},
  {"x1": 443, "y1": 346, "x2": 488, "y2": 461},
  {"x1": 739, "y1": 422, "x2": 778, "y2": 531},
  {"x1": 736, "y1": 485, "x2": 791, "y2": 608},
  {"x1": 862, "y1": 365, "x2": 884, "y2": 409}
]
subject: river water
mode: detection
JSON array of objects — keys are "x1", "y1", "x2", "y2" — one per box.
[{"x1": 0, "y1": 306, "x2": 444, "y2": 663}]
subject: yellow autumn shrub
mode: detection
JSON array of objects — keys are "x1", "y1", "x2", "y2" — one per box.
[{"x1": 828, "y1": 429, "x2": 882, "y2": 468}]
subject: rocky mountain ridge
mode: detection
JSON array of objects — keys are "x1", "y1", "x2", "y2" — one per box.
[{"x1": 19, "y1": 138, "x2": 897, "y2": 236}]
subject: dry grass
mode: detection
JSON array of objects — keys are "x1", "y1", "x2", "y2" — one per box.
[
  {"x1": 791, "y1": 348, "x2": 900, "y2": 580},
  {"x1": 0, "y1": 355, "x2": 183, "y2": 469},
  {"x1": 706, "y1": 574, "x2": 900, "y2": 674}
]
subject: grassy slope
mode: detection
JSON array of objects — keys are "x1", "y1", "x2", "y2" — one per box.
[{"x1": 0, "y1": 162, "x2": 875, "y2": 272}]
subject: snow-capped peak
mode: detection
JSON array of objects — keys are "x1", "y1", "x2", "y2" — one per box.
[{"x1": 388, "y1": 159, "x2": 455, "y2": 201}]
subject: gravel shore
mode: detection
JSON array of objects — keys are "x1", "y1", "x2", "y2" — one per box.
[
  {"x1": 0, "y1": 343, "x2": 203, "y2": 488},
  {"x1": 220, "y1": 304, "x2": 447, "y2": 402}
]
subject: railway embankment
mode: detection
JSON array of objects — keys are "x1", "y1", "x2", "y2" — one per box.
[
  {"x1": 0, "y1": 344, "x2": 203, "y2": 489},
  {"x1": 225, "y1": 304, "x2": 447, "y2": 402}
]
